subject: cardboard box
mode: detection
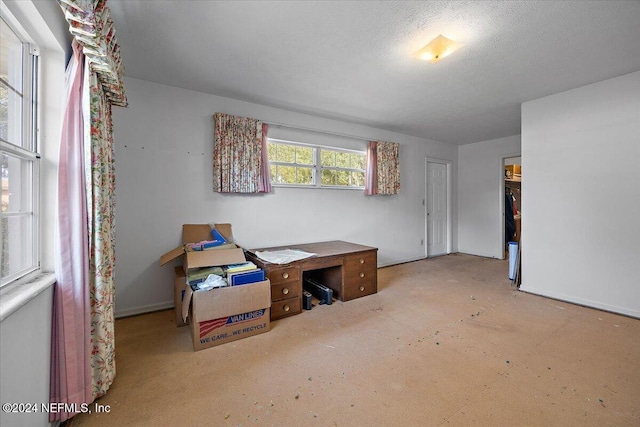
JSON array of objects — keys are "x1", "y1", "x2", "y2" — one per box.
[
  {"x1": 160, "y1": 223, "x2": 236, "y2": 268},
  {"x1": 163, "y1": 224, "x2": 236, "y2": 326},
  {"x1": 174, "y1": 266, "x2": 188, "y2": 327},
  {"x1": 161, "y1": 223, "x2": 271, "y2": 350},
  {"x1": 183, "y1": 280, "x2": 271, "y2": 351}
]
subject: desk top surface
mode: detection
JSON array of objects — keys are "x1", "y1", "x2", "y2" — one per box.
[{"x1": 248, "y1": 240, "x2": 377, "y2": 261}]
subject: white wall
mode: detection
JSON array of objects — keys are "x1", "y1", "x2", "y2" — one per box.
[
  {"x1": 0, "y1": 288, "x2": 53, "y2": 427},
  {"x1": 458, "y1": 135, "x2": 521, "y2": 258},
  {"x1": 112, "y1": 77, "x2": 458, "y2": 317},
  {"x1": 521, "y1": 71, "x2": 640, "y2": 317}
]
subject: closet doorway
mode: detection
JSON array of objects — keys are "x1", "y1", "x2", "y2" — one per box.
[{"x1": 503, "y1": 156, "x2": 521, "y2": 259}]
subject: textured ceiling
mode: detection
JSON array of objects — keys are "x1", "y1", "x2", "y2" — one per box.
[{"x1": 108, "y1": 1, "x2": 640, "y2": 145}]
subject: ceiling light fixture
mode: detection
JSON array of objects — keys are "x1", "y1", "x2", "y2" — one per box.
[{"x1": 414, "y1": 34, "x2": 463, "y2": 63}]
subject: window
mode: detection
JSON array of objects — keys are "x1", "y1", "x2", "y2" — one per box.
[
  {"x1": 1, "y1": 12, "x2": 39, "y2": 286},
  {"x1": 320, "y1": 148, "x2": 365, "y2": 187},
  {"x1": 267, "y1": 139, "x2": 365, "y2": 189},
  {"x1": 268, "y1": 140, "x2": 315, "y2": 186}
]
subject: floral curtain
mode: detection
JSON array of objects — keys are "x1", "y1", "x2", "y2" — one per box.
[
  {"x1": 58, "y1": 0, "x2": 127, "y2": 107},
  {"x1": 52, "y1": 0, "x2": 126, "y2": 421},
  {"x1": 365, "y1": 141, "x2": 400, "y2": 195},
  {"x1": 213, "y1": 113, "x2": 271, "y2": 193},
  {"x1": 85, "y1": 67, "x2": 117, "y2": 399}
]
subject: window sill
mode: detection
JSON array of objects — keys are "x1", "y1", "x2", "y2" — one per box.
[
  {"x1": 0, "y1": 271, "x2": 56, "y2": 322},
  {"x1": 272, "y1": 184, "x2": 365, "y2": 191}
]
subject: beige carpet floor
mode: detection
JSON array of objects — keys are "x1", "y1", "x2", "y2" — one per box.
[{"x1": 70, "y1": 254, "x2": 640, "y2": 426}]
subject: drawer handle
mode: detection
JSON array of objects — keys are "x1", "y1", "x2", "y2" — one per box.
[
  {"x1": 359, "y1": 258, "x2": 365, "y2": 264},
  {"x1": 284, "y1": 304, "x2": 290, "y2": 312},
  {"x1": 282, "y1": 272, "x2": 289, "y2": 279},
  {"x1": 359, "y1": 272, "x2": 365, "y2": 278},
  {"x1": 359, "y1": 285, "x2": 365, "y2": 292},
  {"x1": 282, "y1": 287, "x2": 289, "y2": 295}
]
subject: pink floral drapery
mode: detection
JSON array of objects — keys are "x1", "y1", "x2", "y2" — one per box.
[
  {"x1": 365, "y1": 141, "x2": 400, "y2": 195},
  {"x1": 213, "y1": 113, "x2": 271, "y2": 193},
  {"x1": 52, "y1": 0, "x2": 126, "y2": 422},
  {"x1": 85, "y1": 67, "x2": 117, "y2": 399},
  {"x1": 58, "y1": 0, "x2": 127, "y2": 106}
]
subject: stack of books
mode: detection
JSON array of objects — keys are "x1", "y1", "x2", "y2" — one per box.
[
  {"x1": 187, "y1": 266, "x2": 224, "y2": 285},
  {"x1": 223, "y1": 262, "x2": 265, "y2": 286}
]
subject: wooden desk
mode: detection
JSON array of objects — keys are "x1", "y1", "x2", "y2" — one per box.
[{"x1": 246, "y1": 241, "x2": 378, "y2": 321}]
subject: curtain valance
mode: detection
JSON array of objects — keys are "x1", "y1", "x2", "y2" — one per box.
[{"x1": 58, "y1": 0, "x2": 127, "y2": 107}]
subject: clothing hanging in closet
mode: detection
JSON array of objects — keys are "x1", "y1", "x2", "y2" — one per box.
[{"x1": 505, "y1": 192, "x2": 516, "y2": 244}]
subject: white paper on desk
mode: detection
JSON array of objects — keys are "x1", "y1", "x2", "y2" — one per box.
[{"x1": 254, "y1": 249, "x2": 316, "y2": 264}]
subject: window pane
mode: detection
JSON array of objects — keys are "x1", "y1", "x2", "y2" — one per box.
[
  {"x1": 267, "y1": 142, "x2": 277, "y2": 160},
  {"x1": 336, "y1": 170, "x2": 350, "y2": 186},
  {"x1": 0, "y1": 19, "x2": 23, "y2": 90},
  {"x1": 1, "y1": 214, "x2": 34, "y2": 279},
  {"x1": 272, "y1": 165, "x2": 314, "y2": 185},
  {"x1": 335, "y1": 152, "x2": 350, "y2": 168},
  {"x1": 274, "y1": 165, "x2": 296, "y2": 184},
  {"x1": 321, "y1": 169, "x2": 336, "y2": 186},
  {"x1": 1, "y1": 153, "x2": 32, "y2": 212},
  {"x1": 0, "y1": 18, "x2": 24, "y2": 145},
  {"x1": 351, "y1": 153, "x2": 365, "y2": 169},
  {"x1": 277, "y1": 144, "x2": 295, "y2": 163},
  {"x1": 320, "y1": 150, "x2": 335, "y2": 167},
  {"x1": 295, "y1": 146, "x2": 314, "y2": 165},
  {"x1": 296, "y1": 167, "x2": 313, "y2": 184},
  {"x1": 352, "y1": 171, "x2": 365, "y2": 187}
]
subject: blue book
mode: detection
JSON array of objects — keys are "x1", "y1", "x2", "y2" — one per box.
[{"x1": 229, "y1": 269, "x2": 265, "y2": 286}]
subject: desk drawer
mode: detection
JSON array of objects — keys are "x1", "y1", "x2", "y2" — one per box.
[
  {"x1": 344, "y1": 251, "x2": 377, "y2": 273},
  {"x1": 272, "y1": 281, "x2": 301, "y2": 302},
  {"x1": 345, "y1": 253, "x2": 377, "y2": 287},
  {"x1": 344, "y1": 251, "x2": 377, "y2": 301},
  {"x1": 345, "y1": 266, "x2": 376, "y2": 283},
  {"x1": 302, "y1": 255, "x2": 343, "y2": 271},
  {"x1": 271, "y1": 296, "x2": 301, "y2": 320},
  {"x1": 268, "y1": 265, "x2": 301, "y2": 285},
  {"x1": 344, "y1": 277, "x2": 377, "y2": 301}
]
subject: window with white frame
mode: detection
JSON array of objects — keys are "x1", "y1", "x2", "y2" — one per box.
[
  {"x1": 0, "y1": 13, "x2": 40, "y2": 287},
  {"x1": 267, "y1": 139, "x2": 365, "y2": 189}
]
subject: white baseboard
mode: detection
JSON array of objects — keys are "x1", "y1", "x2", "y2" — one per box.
[
  {"x1": 457, "y1": 249, "x2": 501, "y2": 259},
  {"x1": 520, "y1": 286, "x2": 640, "y2": 319},
  {"x1": 115, "y1": 301, "x2": 174, "y2": 319},
  {"x1": 378, "y1": 256, "x2": 426, "y2": 268}
]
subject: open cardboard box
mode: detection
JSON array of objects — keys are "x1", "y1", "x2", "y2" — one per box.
[
  {"x1": 182, "y1": 279, "x2": 271, "y2": 351},
  {"x1": 174, "y1": 266, "x2": 188, "y2": 327},
  {"x1": 160, "y1": 224, "x2": 271, "y2": 350},
  {"x1": 161, "y1": 223, "x2": 238, "y2": 326},
  {"x1": 160, "y1": 223, "x2": 236, "y2": 268}
]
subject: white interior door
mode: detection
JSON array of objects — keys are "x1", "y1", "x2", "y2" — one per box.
[{"x1": 427, "y1": 161, "x2": 447, "y2": 256}]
